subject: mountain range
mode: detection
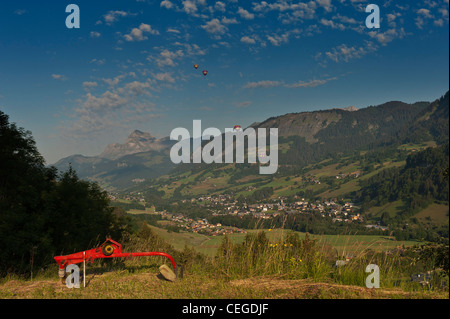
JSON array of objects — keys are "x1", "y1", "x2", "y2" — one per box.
[{"x1": 53, "y1": 91, "x2": 449, "y2": 191}]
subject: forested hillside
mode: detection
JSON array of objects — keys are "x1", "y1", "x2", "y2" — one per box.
[
  {"x1": 0, "y1": 110, "x2": 128, "y2": 275},
  {"x1": 358, "y1": 144, "x2": 449, "y2": 208},
  {"x1": 260, "y1": 100, "x2": 430, "y2": 167},
  {"x1": 355, "y1": 144, "x2": 449, "y2": 240}
]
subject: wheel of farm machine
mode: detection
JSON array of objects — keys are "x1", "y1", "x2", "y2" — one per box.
[{"x1": 102, "y1": 243, "x2": 115, "y2": 256}]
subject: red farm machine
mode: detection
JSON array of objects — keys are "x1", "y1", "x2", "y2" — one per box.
[{"x1": 54, "y1": 237, "x2": 182, "y2": 284}]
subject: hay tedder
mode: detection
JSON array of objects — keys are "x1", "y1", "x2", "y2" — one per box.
[{"x1": 54, "y1": 237, "x2": 182, "y2": 284}]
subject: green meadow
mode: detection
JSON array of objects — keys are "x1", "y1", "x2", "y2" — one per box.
[{"x1": 147, "y1": 225, "x2": 421, "y2": 257}]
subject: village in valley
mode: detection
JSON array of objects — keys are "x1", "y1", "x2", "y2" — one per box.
[{"x1": 110, "y1": 191, "x2": 387, "y2": 236}]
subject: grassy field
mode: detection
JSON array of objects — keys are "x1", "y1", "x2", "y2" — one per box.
[
  {"x1": 0, "y1": 226, "x2": 445, "y2": 300},
  {"x1": 2, "y1": 268, "x2": 446, "y2": 299},
  {"x1": 0, "y1": 224, "x2": 446, "y2": 300},
  {"x1": 146, "y1": 225, "x2": 422, "y2": 258},
  {"x1": 414, "y1": 204, "x2": 449, "y2": 225},
  {"x1": 126, "y1": 207, "x2": 156, "y2": 214},
  {"x1": 148, "y1": 225, "x2": 211, "y2": 252},
  {"x1": 367, "y1": 200, "x2": 405, "y2": 218}
]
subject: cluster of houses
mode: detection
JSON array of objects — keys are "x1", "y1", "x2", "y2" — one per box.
[
  {"x1": 159, "y1": 212, "x2": 246, "y2": 236},
  {"x1": 111, "y1": 191, "x2": 369, "y2": 232},
  {"x1": 183, "y1": 194, "x2": 365, "y2": 224},
  {"x1": 108, "y1": 193, "x2": 145, "y2": 203},
  {"x1": 335, "y1": 170, "x2": 361, "y2": 179}
]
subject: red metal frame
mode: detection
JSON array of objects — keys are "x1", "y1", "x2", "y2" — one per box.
[{"x1": 54, "y1": 238, "x2": 177, "y2": 271}]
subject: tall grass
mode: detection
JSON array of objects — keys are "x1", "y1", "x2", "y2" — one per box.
[
  {"x1": 210, "y1": 228, "x2": 448, "y2": 292},
  {"x1": 120, "y1": 223, "x2": 447, "y2": 292},
  {"x1": 213, "y1": 231, "x2": 333, "y2": 281}
]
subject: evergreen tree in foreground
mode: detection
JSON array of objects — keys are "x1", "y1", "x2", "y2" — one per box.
[{"x1": 0, "y1": 110, "x2": 124, "y2": 276}]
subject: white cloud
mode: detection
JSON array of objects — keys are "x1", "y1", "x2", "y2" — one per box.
[
  {"x1": 434, "y1": 18, "x2": 444, "y2": 26},
  {"x1": 147, "y1": 42, "x2": 205, "y2": 70},
  {"x1": 182, "y1": 0, "x2": 198, "y2": 14},
  {"x1": 243, "y1": 77, "x2": 336, "y2": 89},
  {"x1": 368, "y1": 27, "x2": 405, "y2": 45},
  {"x1": 201, "y1": 18, "x2": 228, "y2": 36},
  {"x1": 284, "y1": 77, "x2": 337, "y2": 88},
  {"x1": 438, "y1": 7, "x2": 448, "y2": 18},
  {"x1": 14, "y1": 9, "x2": 27, "y2": 15},
  {"x1": 79, "y1": 91, "x2": 128, "y2": 114},
  {"x1": 241, "y1": 36, "x2": 256, "y2": 44},
  {"x1": 160, "y1": 0, "x2": 174, "y2": 9},
  {"x1": 417, "y1": 8, "x2": 433, "y2": 18},
  {"x1": 266, "y1": 29, "x2": 300, "y2": 46},
  {"x1": 102, "y1": 73, "x2": 131, "y2": 87},
  {"x1": 316, "y1": 0, "x2": 333, "y2": 12},
  {"x1": 90, "y1": 58, "x2": 106, "y2": 65},
  {"x1": 83, "y1": 81, "x2": 98, "y2": 89},
  {"x1": 89, "y1": 31, "x2": 101, "y2": 38},
  {"x1": 415, "y1": 5, "x2": 448, "y2": 29},
  {"x1": 149, "y1": 49, "x2": 185, "y2": 68},
  {"x1": 215, "y1": 1, "x2": 226, "y2": 12},
  {"x1": 52, "y1": 74, "x2": 67, "y2": 81},
  {"x1": 120, "y1": 81, "x2": 153, "y2": 96},
  {"x1": 319, "y1": 42, "x2": 378, "y2": 63},
  {"x1": 124, "y1": 23, "x2": 159, "y2": 42},
  {"x1": 222, "y1": 17, "x2": 239, "y2": 25},
  {"x1": 320, "y1": 18, "x2": 345, "y2": 30},
  {"x1": 334, "y1": 14, "x2": 358, "y2": 24},
  {"x1": 160, "y1": 0, "x2": 208, "y2": 16},
  {"x1": 174, "y1": 42, "x2": 207, "y2": 56},
  {"x1": 235, "y1": 101, "x2": 253, "y2": 108},
  {"x1": 167, "y1": 28, "x2": 180, "y2": 33},
  {"x1": 154, "y1": 72, "x2": 175, "y2": 83},
  {"x1": 66, "y1": 78, "x2": 159, "y2": 140},
  {"x1": 386, "y1": 13, "x2": 399, "y2": 22},
  {"x1": 238, "y1": 7, "x2": 255, "y2": 19},
  {"x1": 102, "y1": 11, "x2": 129, "y2": 25},
  {"x1": 253, "y1": 0, "x2": 318, "y2": 20},
  {"x1": 243, "y1": 80, "x2": 282, "y2": 89}
]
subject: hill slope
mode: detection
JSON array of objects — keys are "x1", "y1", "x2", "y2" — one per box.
[{"x1": 54, "y1": 92, "x2": 448, "y2": 191}]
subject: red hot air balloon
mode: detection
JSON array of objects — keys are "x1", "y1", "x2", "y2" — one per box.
[
  {"x1": 194, "y1": 64, "x2": 199, "y2": 69},
  {"x1": 202, "y1": 70, "x2": 208, "y2": 76}
]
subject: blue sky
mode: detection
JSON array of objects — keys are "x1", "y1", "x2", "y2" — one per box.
[{"x1": 0, "y1": 0, "x2": 448, "y2": 164}]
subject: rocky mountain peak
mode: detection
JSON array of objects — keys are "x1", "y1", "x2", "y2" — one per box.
[
  {"x1": 129, "y1": 130, "x2": 153, "y2": 140},
  {"x1": 341, "y1": 106, "x2": 358, "y2": 112},
  {"x1": 99, "y1": 130, "x2": 172, "y2": 160}
]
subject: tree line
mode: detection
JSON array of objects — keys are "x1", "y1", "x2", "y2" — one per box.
[{"x1": 0, "y1": 110, "x2": 128, "y2": 276}]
